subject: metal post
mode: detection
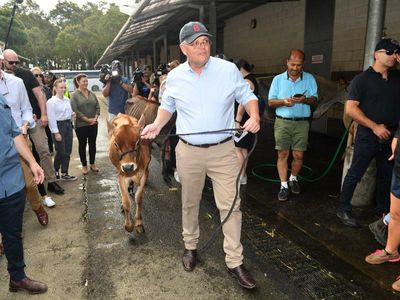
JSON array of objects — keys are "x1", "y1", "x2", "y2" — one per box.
[
  {"x1": 4, "y1": 0, "x2": 23, "y2": 49},
  {"x1": 199, "y1": 6, "x2": 205, "y2": 23},
  {"x1": 163, "y1": 34, "x2": 168, "y2": 63},
  {"x1": 363, "y1": 0, "x2": 386, "y2": 70},
  {"x1": 153, "y1": 40, "x2": 157, "y2": 70},
  {"x1": 209, "y1": 2, "x2": 217, "y2": 56}
]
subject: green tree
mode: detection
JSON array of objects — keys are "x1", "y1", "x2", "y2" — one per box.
[
  {"x1": 48, "y1": 0, "x2": 84, "y2": 29},
  {"x1": 0, "y1": 5, "x2": 28, "y2": 53}
]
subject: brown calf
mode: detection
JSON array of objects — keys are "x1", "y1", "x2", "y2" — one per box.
[{"x1": 108, "y1": 114, "x2": 150, "y2": 233}]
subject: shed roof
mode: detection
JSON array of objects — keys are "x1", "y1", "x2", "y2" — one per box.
[{"x1": 95, "y1": 0, "x2": 296, "y2": 67}]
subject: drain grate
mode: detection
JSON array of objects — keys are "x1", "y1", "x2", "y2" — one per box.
[{"x1": 241, "y1": 208, "x2": 365, "y2": 299}]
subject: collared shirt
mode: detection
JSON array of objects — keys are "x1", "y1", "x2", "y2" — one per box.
[
  {"x1": 268, "y1": 71, "x2": 318, "y2": 118},
  {"x1": 161, "y1": 56, "x2": 257, "y2": 144},
  {"x1": 47, "y1": 95, "x2": 73, "y2": 133},
  {"x1": 70, "y1": 90, "x2": 100, "y2": 128},
  {"x1": 348, "y1": 67, "x2": 400, "y2": 132},
  {"x1": 108, "y1": 77, "x2": 131, "y2": 115},
  {"x1": 0, "y1": 71, "x2": 35, "y2": 129},
  {"x1": 0, "y1": 94, "x2": 24, "y2": 199}
]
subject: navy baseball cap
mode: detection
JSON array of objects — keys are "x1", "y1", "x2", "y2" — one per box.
[
  {"x1": 375, "y1": 38, "x2": 400, "y2": 52},
  {"x1": 179, "y1": 21, "x2": 212, "y2": 44}
]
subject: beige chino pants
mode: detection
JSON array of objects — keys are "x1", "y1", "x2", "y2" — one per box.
[
  {"x1": 19, "y1": 156, "x2": 42, "y2": 211},
  {"x1": 29, "y1": 120, "x2": 56, "y2": 183},
  {"x1": 176, "y1": 139, "x2": 244, "y2": 269}
]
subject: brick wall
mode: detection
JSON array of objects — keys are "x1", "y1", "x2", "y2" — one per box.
[{"x1": 224, "y1": 0, "x2": 400, "y2": 76}]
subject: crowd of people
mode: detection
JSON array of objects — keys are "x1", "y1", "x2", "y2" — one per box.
[
  {"x1": 0, "y1": 48, "x2": 102, "y2": 294},
  {"x1": 1, "y1": 20, "x2": 400, "y2": 294}
]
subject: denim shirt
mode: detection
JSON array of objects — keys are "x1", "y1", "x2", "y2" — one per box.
[{"x1": 0, "y1": 94, "x2": 24, "y2": 198}]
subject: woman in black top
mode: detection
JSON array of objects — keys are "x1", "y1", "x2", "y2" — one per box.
[{"x1": 235, "y1": 59, "x2": 259, "y2": 185}]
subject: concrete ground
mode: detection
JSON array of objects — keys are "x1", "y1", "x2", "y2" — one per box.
[
  {"x1": 0, "y1": 97, "x2": 294, "y2": 299},
  {"x1": 1, "y1": 95, "x2": 398, "y2": 299}
]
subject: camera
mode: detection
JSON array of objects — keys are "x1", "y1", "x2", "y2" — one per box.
[
  {"x1": 153, "y1": 63, "x2": 168, "y2": 87},
  {"x1": 99, "y1": 64, "x2": 110, "y2": 84},
  {"x1": 99, "y1": 60, "x2": 123, "y2": 84},
  {"x1": 132, "y1": 68, "x2": 144, "y2": 85}
]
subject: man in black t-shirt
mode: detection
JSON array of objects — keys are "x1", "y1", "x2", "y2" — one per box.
[
  {"x1": 338, "y1": 38, "x2": 400, "y2": 227},
  {"x1": 3, "y1": 49, "x2": 64, "y2": 195}
]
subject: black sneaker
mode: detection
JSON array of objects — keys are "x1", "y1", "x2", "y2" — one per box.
[
  {"x1": 55, "y1": 171, "x2": 60, "y2": 180},
  {"x1": 369, "y1": 216, "x2": 388, "y2": 246},
  {"x1": 288, "y1": 180, "x2": 301, "y2": 194},
  {"x1": 61, "y1": 174, "x2": 77, "y2": 181},
  {"x1": 47, "y1": 182, "x2": 64, "y2": 195},
  {"x1": 278, "y1": 187, "x2": 290, "y2": 201}
]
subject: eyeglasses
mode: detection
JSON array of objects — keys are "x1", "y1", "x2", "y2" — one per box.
[
  {"x1": 0, "y1": 79, "x2": 9, "y2": 96},
  {"x1": 5, "y1": 60, "x2": 19, "y2": 65},
  {"x1": 377, "y1": 49, "x2": 398, "y2": 56},
  {"x1": 34, "y1": 74, "x2": 44, "y2": 78},
  {"x1": 188, "y1": 39, "x2": 211, "y2": 49}
]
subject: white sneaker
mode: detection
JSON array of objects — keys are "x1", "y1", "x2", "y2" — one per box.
[
  {"x1": 43, "y1": 196, "x2": 56, "y2": 208},
  {"x1": 240, "y1": 175, "x2": 247, "y2": 185},
  {"x1": 174, "y1": 170, "x2": 180, "y2": 183}
]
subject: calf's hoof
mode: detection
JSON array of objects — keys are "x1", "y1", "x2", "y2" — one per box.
[
  {"x1": 125, "y1": 224, "x2": 134, "y2": 232},
  {"x1": 135, "y1": 224, "x2": 145, "y2": 234}
]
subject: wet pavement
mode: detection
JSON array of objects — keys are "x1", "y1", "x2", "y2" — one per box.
[
  {"x1": 80, "y1": 99, "x2": 297, "y2": 299},
  {"x1": 1, "y1": 96, "x2": 399, "y2": 299},
  {"x1": 245, "y1": 118, "x2": 400, "y2": 299}
]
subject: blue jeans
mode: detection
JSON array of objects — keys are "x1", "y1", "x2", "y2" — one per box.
[
  {"x1": 0, "y1": 189, "x2": 26, "y2": 281},
  {"x1": 340, "y1": 128, "x2": 392, "y2": 214}
]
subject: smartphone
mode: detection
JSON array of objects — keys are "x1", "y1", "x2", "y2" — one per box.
[
  {"x1": 234, "y1": 131, "x2": 248, "y2": 143},
  {"x1": 293, "y1": 93, "x2": 304, "y2": 98}
]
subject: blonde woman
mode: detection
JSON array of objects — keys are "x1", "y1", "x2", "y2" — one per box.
[{"x1": 47, "y1": 79, "x2": 76, "y2": 181}]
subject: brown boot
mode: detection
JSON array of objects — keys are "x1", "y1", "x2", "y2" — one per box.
[
  {"x1": 33, "y1": 205, "x2": 48, "y2": 226},
  {"x1": 9, "y1": 277, "x2": 48, "y2": 294}
]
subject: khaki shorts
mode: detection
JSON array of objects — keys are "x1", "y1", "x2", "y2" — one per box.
[{"x1": 274, "y1": 118, "x2": 309, "y2": 151}]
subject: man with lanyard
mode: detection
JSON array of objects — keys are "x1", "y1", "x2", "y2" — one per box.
[
  {"x1": 142, "y1": 21, "x2": 260, "y2": 289},
  {"x1": 0, "y1": 93, "x2": 48, "y2": 294},
  {"x1": 268, "y1": 49, "x2": 318, "y2": 201},
  {"x1": 102, "y1": 60, "x2": 133, "y2": 121},
  {"x1": 2, "y1": 49, "x2": 64, "y2": 196},
  {"x1": 338, "y1": 38, "x2": 400, "y2": 227}
]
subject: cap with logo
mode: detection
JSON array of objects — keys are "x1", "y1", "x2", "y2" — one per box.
[
  {"x1": 179, "y1": 21, "x2": 212, "y2": 44},
  {"x1": 375, "y1": 38, "x2": 400, "y2": 52}
]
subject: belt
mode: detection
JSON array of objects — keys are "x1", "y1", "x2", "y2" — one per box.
[
  {"x1": 179, "y1": 136, "x2": 232, "y2": 148},
  {"x1": 276, "y1": 115, "x2": 310, "y2": 121}
]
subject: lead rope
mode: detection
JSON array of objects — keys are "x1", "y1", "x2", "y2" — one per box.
[{"x1": 154, "y1": 128, "x2": 258, "y2": 254}]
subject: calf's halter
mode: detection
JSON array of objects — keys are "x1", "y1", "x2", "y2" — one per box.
[{"x1": 114, "y1": 139, "x2": 141, "y2": 161}]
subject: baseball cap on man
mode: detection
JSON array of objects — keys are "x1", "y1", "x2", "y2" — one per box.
[
  {"x1": 179, "y1": 21, "x2": 212, "y2": 44},
  {"x1": 375, "y1": 38, "x2": 400, "y2": 52}
]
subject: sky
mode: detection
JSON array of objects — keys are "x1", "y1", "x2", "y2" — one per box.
[{"x1": 0, "y1": 0, "x2": 137, "y2": 15}]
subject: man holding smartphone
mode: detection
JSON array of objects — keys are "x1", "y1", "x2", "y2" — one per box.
[{"x1": 268, "y1": 49, "x2": 318, "y2": 201}]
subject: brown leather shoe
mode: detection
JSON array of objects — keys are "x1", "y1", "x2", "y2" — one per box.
[
  {"x1": 9, "y1": 277, "x2": 48, "y2": 294},
  {"x1": 227, "y1": 264, "x2": 256, "y2": 289},
  {"x1": 182, "y1": 249, "x2": 197, "y2": 271},
  {"x1": 33, "y1": 205, "x2": 48, "y2": 226}
]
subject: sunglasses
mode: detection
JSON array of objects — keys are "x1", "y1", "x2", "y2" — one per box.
[
  {"x1": 377, "y1": 49, "x2": 398, "y2": 56},
  {"x1": 5, "y1": 60, "x2": 19, "y2": 65},
  {"x1": 35, "y1": 74, "x2": 44, "y2": 78}
]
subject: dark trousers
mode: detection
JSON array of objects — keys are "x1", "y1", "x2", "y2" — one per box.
[
  {"x1": 75, "y1": 124, "x2": 98, "y2": 166},
  {"x1": 54, "y1": 120, "x2": 73, "y2": 174},
  {"x1": 340, "y1": 129, "x2": 392, "y2": 214},
  {"x1": 0, "y1": 189, "x2": 26, "y2": 281},
  {"x1": 45, "y1": 126, "x2": 53, "y2": 153},
  {"x1": 30, "y1": 139, "x2": 46, "y2": 197}
]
